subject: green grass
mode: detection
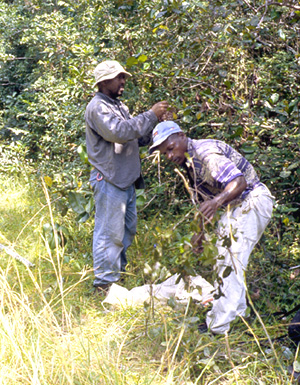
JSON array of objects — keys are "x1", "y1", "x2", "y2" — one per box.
[{"x1": 0, "y1": 173, "x2": 299, "y2": 384}]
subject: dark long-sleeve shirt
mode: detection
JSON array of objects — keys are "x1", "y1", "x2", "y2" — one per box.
[{"x1": 85, "y1": 92, "x2": 157, "y2": 189}]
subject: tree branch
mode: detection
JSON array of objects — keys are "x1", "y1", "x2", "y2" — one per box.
[{"x1": 258, "y1": 1, "x2": 300, "y2": 11}]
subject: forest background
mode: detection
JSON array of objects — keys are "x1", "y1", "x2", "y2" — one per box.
[{"x1": 0, "y1": 0, "x2": 300, "y2": 384}]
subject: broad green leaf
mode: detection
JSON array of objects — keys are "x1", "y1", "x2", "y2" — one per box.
[
  {"x1": 76, "y1": 212, "x2": 90, "y2": 223},
  {"x1": 294, "y1": 361, "x2": 300, "y2": 373},
  {"x1": 280, "y1": 170, "x2": 291, "y2": 178},
  {"x1": 126, "y1": 56, "x2": 138, "y2": 67},
  {"x1": 44, "y1": 176, "x2": 53, "y2": 187},
  {"x1": 241, "y1": 146, "x2": 256, "y2": 154},
  {"x1": 264, "y1": 101, "x2": 273, "y2": 109},
  {"x1": 282, "y1": 217, "x2": 289, "y2": 225},
  {"x1": 287, "y1": 162, "x2": 300, "y2": 171},
  {"x1": 222, "y1": 266, "x2": 233, "y2": 279},
  {"x1": 68, "y1": 192, "x2": 86, "y2": 214},
  {"x1": 270, "y1": 93, "x2": 279, "y2": 104},
  {"x1": 85, "y1": 196, "x2": 94, "y2": 214},
  {"x1": 138, "y1": 54, "x2": 147, "y2": 62},
  {"x1": 77, "y1": 144, "x2": 89, "y2": 164}
]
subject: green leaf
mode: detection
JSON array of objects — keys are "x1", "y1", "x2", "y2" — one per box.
[
  {"x1": 279, "y1": 170, "x2": 291, "y2": 178},
  {"x1": 222, "y1": 236, "x2": 232, "y2": 248},
  {"x1": 138, "y1": 54, "x2": 148, "y2": 62},
  {"x1": 278, "y1": 29, "x2": 286, "y2": 40},
  {"x1": 270, "y1": 93, "x2": 279, "y2": 104},
  {"x1": 68, "y1": 192, "x2": 86, "y2": 214},
  {"x1": 44, "y1": 176, "x2": 53, "y2": 187},
  {"x1": 294, "y1": 361, "x2": 300, "y2": 373},
  {"x1": 42, "y1": 223, "x2": 52, "y2": 235},
  {"x1": 249, "y1": 16, "x2": 259, "y2": 27},
  {"x1": 182, "y1": 115, "x2": 193, "y2": 123},
  {"x1": 76, "y1": 212, "x2": 90, "y2": 223},
  {"x1": 136, "y1": 195, "x2": 146, "y2": 207},
  {"x1": 85, "y1": 196, "x2": 94, "y2": 214},
  {"x1": 222, "y1": 266, "x2": 233, "y2": 279},
  {"x1": 126, "y1": 56, "x2": 138, "y2": 67},
  {"x1": 264, "y1": 101, "x2": 273, "y2": 109},
  {"x1": 77, "y1": 144, "x2": 89, "y2": 164},
  {"x1": 241, "y1": 146, "x2": 256, "y2": 154},
  {"x1": 287, "y1": 162, "x2": 300, "y2": 171}
]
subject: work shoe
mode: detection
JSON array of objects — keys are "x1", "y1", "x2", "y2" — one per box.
[
  {"x1": 198, "y1": 322, "x2": 208, "y2": 334},
  {"x1": 94, "y1": 283, "x2": 111, "y2": 296}
]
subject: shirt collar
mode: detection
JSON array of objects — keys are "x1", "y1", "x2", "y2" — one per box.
[
  {"x1": 185, "y1": 138, "x2": 194, "y2": 168},
  {"x1": 96, "y1": 92, "x2": 121, "y2": 105}
]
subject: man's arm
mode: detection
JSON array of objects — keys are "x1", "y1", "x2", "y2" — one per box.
[
  {"x1": 86, "y1": 101, "x2": 168, "y2": 144},
  {"x1": 138, "y1": 102, "x2": 170, "y2": 146},
  {"x1": 199, "y1": 176, "x2": 247, "y2": 223}
]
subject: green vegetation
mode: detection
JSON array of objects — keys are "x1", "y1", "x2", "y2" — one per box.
[
  {"x1": 1, "y1": 0, "x2": 299, "y2": 383},
  {"x1": 0, "y1": 166, "x2": 299, "y2": 384}
]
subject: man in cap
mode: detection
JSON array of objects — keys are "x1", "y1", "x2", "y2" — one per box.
[
  {"x1": 85, "y1": 60, "x2": 168, "y2": 293},
  {"x1": 149, "y1": 121, "x2": 274, "y2": 334}
]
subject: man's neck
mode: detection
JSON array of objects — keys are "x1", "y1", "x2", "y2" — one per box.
[{"x1": 98, "y1": 91, "x2": 119, "y2": 102}]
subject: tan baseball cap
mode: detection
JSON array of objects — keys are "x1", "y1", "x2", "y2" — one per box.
[{"x1": 93, "y1": 60, "x2": 131, "y2": 87}]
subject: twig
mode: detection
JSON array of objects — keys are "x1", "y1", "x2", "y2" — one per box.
[
  {"x1": 197, "y1": 51, "x2": 214, "y2": 76},
  {"x1": 240, "y1": 0, "x2": 258, "y2": 12},
  {"x1": 258, "y1": 1, "x2": 300, "y2": 11},
  {"x1": 171, "y1": 208, "x2": 194, "y2": 231},
  {"x1": 0, "y1": 243, "x2": 34, "y2": 267},
  {"x1": 174, "y1": 167, "x2": 197, "y2": 206},
  {"x1": 139, "y1": 194, "x2": 157, "y2": 211},
  {"x1": 0, "y1": 82, "x2": 18, "y2": 86},
  {"x1": 257, "y1": 0, "x2": 270, "y2": 29},
  {"x1": 290, "y1": 265, "x2": 300, "y2": 270},
  {"x1": 2, "y1": 57, "x2": 36, "y2": 61}
]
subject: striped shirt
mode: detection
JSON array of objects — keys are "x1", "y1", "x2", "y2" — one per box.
[{"x1": 186, "y1": 138, "x2": 262, "y2": 202}]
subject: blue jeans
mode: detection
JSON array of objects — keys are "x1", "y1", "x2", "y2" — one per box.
[{"x1": 90, "y1": 169, "x2": 137, "y2": 286}]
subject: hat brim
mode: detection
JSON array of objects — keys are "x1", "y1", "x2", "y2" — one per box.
[
  {"x1": 149, "y1": 139, "x2": 165, "y2": 154},
  {"x1": 93, "y1": 70, "x2": 131, "y2": 88},
  {"x1": 149, "y1": 128, "x2": 182, "y2": 154}
]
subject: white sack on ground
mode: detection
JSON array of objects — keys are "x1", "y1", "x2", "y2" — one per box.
[{"x1": 103, "y1": 274, "x2": 214, "y2": 307}]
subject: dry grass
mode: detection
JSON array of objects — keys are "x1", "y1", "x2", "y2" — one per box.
[{"x1": 0, "y1": 175, "x2": 298, "y2": 384}]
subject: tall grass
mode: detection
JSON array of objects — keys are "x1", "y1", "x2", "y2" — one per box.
[{"x1": 0, "y1": 174, "x2": 297, "y2": 384}]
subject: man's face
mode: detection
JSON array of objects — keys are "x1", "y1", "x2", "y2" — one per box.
[
  {"x1": 101, "y1": 73, "x2": 126, "y2": 99},
  {"x1": 158, "y1": 133, "x2": 187, "y2": 166}
]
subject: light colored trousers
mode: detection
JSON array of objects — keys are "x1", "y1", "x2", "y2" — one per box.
[
  {"x1": 206, "y1": 184, "x2": 274, "y2": 334},
  {"x1": 90, "y1": 169, "x2": 137, "y2": 287}
]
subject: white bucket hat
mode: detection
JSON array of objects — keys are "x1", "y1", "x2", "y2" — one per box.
[{"x1": 93, "y1": 60, "x2": 131, "y2": 87}]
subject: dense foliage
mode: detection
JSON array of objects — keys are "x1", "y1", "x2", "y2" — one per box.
[
  {"x1": 0, "y1": 0, "x2": 300, "y2": 382},
  {"x1": 1, "y1": 0, "x2": 299, "y2": 204},
  {"x1": 1, "y1": 2, "x2": 299, "y2": 255},
  {"x1": 1, "y1": 0, "x2": 299, "y2": 264}
]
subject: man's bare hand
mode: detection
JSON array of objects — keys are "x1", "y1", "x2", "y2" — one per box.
[
  {"x1": 199, "y1": 199, "x2": 219, "y2": 223},
  {"x1": 160, "y1": 106, "x2": 177, "y2": 122},
  {"x1": 199, "y1": 176, "x2": 247, "y2": 223},
  {"x1": 151, "y1": 101, "x2": 169, "y2": 120}
]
